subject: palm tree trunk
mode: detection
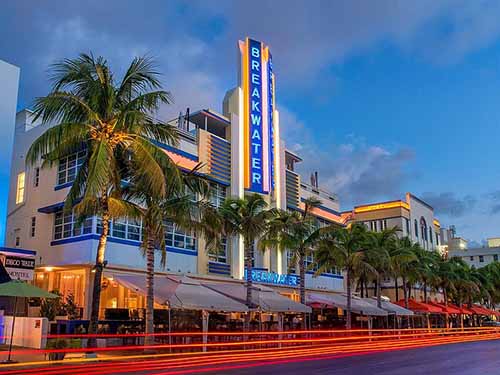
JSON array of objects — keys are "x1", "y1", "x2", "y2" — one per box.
[
  {"x1": 402, "y1": 276, "x2": 408, "y2": 307},
  {"x1": 245, "y1": 240, "x2": 254, "y2": 308},
  {"x1": 346, "y1": 269, "x2": 352, "y2": 330},
  {"x1": 423, "y1": 280, "x2": 428, "y2": 302},
  {"x1": 394, "y1": 277, "x2": 399, "y2": 302},
  {"x1": 145, "y1": 235, "x2": 155, "y2": 346},
  {"x1": 376, "y1": 275, "x2": 382, "y2": 308},
  {"x1": 298, "y1": 252, "x2": 306, "y2": 330},
  {"x1": 443, "y1": 289, "x2": 449, "y2": 328},
  {"x1": 299, "y1": 252, "x2": 306, "y2": 305},
  {"x1": 244, "y1": 240, "x2": 253, "y2": 332},
  {"x1": 88, "y1": 212, "x2": 109, "y2": 346}
]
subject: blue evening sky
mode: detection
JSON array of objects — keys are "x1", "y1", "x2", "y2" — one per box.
[{"x1": 1, "y1": 1, "x2": 500, "y2": 244}]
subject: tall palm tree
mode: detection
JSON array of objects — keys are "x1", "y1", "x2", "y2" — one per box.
[
  {"x1": 365, "y1": 227, "x2": 399, "y2": 308},
  {"x1": 128, "y1": 164, "x2": 208, "y2": 345},
  {"x1": 414, "y1": 247, "x2": 440, "y2": 302},
  {"x1": 391, "y1": 237, "x2": 417, "y2": 302},
  {"x1": 262, "y1": 198, "x2": 327, "y2": 305},
  {"x1": 26, "y1": 54, "x2": 177, "y2": 338},
  {"x1": 315, "y1": 223, "x2": 376, "y2": 329},
  {"x1": 203, "y1": 194, "x2": 276, "y2": 309}
]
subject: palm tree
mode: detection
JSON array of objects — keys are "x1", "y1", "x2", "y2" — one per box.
[
  {"x1": 203, "y1": 194, "x2": 276, "y2": 309},
  {"x1": 365, "y1": 227, "x2": 399, "y2": 308},
  {"x1": 262, "y1": 198, "x2": 327, "y2": 305},
  {"x1": 315, "y1": 223, "x2": 376, "y2": 329},
  {"x1": 26, "y1": 54, "x2": 177, "y2": 338},
  {"x1": 413, "y1": 247, "x2": 440, "y2": 302},
  {"x1": 391, "y1": 237, "x2": 417, "y2": 302},
  {"x1": 129, "y1": 164, "x2": 208, "y2": 345}
]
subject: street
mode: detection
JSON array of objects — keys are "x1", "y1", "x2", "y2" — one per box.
[{"x1": 203, "y1": 340, "x2": 500, "y2": 375}]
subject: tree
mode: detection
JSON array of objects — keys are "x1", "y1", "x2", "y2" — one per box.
[
  {"x1": 128, "y1": 163, "x2": 208, "y2": 345},
  {"x1": 365, "y1": 227, "x2": 399, "y2": 308},
  {"x1": 26, "y1": 54, "x2": 177, "y2": 339},
  {"x1": 391, "y1": 237, "x2": 417, "y2": 302},
  {"x1": 413, "y1": 247, "x2": 440, "y2": 302},
  {"x1": 262, "y1": 197, "x2": 327, "y2": 305},
  {"x1": 315, "y1": 223, "x2": 376, "y2": 329},
  {"x1": 202, "y1": 194, "x2": 276, "y2": 310}
]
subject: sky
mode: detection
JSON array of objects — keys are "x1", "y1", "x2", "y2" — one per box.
[{"x1": 1, "y1": 0, "x2": 500, "y2": 244}]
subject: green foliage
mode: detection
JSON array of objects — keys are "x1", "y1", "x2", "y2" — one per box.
[{"x1": 40, "y1": 290, "x2": 63, "y2": 321}]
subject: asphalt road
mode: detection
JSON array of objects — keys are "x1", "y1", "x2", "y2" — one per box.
[{"x1": 203, "y1": 340, "x2": 500, "y2": 375}]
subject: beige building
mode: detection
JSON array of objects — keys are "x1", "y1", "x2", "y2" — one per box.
[{"x1": 343, "y1": 193, "x2": 443, "y2": 303}]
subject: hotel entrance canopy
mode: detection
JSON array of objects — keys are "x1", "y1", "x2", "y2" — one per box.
[
  {"x1": 111, "y1": 274, "x2": 248, "y2": 313},
  {"x1": 307, "y1": 293, "x2": 388, "y2": 316},
  {"x1": 205, "y1": 282, "x2": 311, "y2": 313},
  {"x1": 362, "y1": 297, "x2": 414, "y2": 316}
]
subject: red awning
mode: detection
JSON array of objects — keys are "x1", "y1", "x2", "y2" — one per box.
[
  {"x1": 427, "y1": 301, "x2": 461, "y2": 314},
  {"x1": 470, "y1": 304, "x2": 496, "y2": 316},
  {"x1": 396, "y1": 299, "x2": 443, "y2": 314},
  {"x1": 447, "y1": 303, "x2": 474, "y2": 315}
]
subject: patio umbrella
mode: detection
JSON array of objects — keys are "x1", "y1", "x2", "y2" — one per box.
[{"x1": 0, "y1": 264, "x2": 58, "y2": 363}]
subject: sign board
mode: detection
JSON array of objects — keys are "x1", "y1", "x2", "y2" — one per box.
[
  {"x1": 240, "y1": 38, "x2": 277, "y2": 194},
  {"x1": 2, "y1": 255, "x2": 35, "y2": 281},
  {"x1": 245, "y1": 269, "x2": 298, "y2": 287}
]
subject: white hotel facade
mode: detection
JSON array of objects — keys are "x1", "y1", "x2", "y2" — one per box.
[{"x1": 4, "y1": 39, "x2": 345, "y2": 319}]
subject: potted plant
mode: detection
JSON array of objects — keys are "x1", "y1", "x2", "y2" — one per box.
[{"x1": 46, "y1": 338, "x2": 67, "y2": 361}]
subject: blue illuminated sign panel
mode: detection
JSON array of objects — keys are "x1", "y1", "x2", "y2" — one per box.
[
  {"x1": 248, "y1": 39, "x2": 264, "y2": 193},
  {"x1": 245, "y1": 269, "x2": 299, "y2": 287}
]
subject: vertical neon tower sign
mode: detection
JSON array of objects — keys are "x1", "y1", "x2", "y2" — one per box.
[{"x1": 240, "y1": 38, "x2": 276, "y2": 194}]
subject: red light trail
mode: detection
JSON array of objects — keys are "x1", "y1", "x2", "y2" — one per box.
[{"x1": 0, "y1": 328, "x2": 498, "y2": 374}]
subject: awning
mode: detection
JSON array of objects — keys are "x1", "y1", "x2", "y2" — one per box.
[
  {"x1": 470, "y1": 304, "x2": 496, "y2": 316},
  {"x1": 395, "y1": 299, "x2": 443, "y2": 314},
  {"x1": 362, "y1": 298, "x2": 414, "y2": 316},
  {"x1": 205, "y1": 282, "x2": 311, "y2": 313},
  {"x1": 427, "y1": 301, "x2": 461, "y2": 314},
  {"x1": 447, "y1": 303, "x2": 474, "y2": 315},
  {"x1": 307, "y1": 293, "x2": 388, "y2": 316},
  {"x1": 112, "y1": 274, "x2": 248, "y2": 313}
]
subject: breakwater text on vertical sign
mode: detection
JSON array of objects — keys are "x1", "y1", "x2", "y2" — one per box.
[{"x1": 241, "y1": 38, "x2": 276, "y2": 195}]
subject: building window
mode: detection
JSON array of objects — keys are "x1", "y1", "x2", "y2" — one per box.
[
  {"x1": 287, "y1": 250, "x2": 296, "y2": 273},
  {"x1": 470, "y1": 256, "x2": 474, "y2": 261},
  {"x1": 16, "y1": 172, "x2": 26, "y2": 204},
  {"x1": 30, "y1": 217, "x2": 36, "y2": 237},
  {"x1": 420, "y1": 217, "x2": 427, "y2": 241},
  {"x1": 429, "y1": 228, "x2": 433, "y2": 244},
  {"x1": 54, "y1": 210, "x2": 93, "y2": 240},
  {"x1": 405, "y1": 218, "x2": 410, "y2": 235},
  {"x1": 436, "y1": 233, "x2": 439, "y2": 246},
  {"x1": 165, "y1": 221, "x2": 196, "y2": 251},
  {"x1": 494, "y1": 254, "x2": 498, "y2": 262},
  {"x1": 479, "y1": 255, "x2": 484, "y2": 263},
  {"x1": 414, "y1": 220, "x2": 418, "y2": 238},
  {"x1": 34, "y1": 167, "x2": 40, "y2": 187},
  {"x1": 209, "y1": 237, "x2": 227, "y2": 263},
  {"x1": 370, "y1": 221, "x2": 377, "y2": 232},
  {"x1": 110, "y1": 218, "x2": 142, "y2": 241},
  {"x1": 15, "y1": 236, "x2": 20, "y2": 247},
  {"x1": 57, "y1": 150, "x2": 86, "y2": 186},
  {"x1": 209, "y1": 182, "x2": 226, "y2": 208}
]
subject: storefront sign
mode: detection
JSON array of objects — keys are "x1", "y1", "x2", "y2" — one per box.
[
  {"x1": 241, "y1": 38, "x2": 276, "y2": 195},
  {"x1": 245, "y1": 269, "x2": 299, "y2": 287},
  {"x1": 3, "y1": 255, "x2": 35, "y2": 281}
]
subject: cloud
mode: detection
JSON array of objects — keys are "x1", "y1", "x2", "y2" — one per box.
[
  {"x1": 485, "y1": 190, "x2": 500, "y2": 214},
  {"x1": 421, "y1": 192, "x2": 477, "y2": 217},
  {"x1": 280, "y1": 108, "x2": 415, "y2": 208}
]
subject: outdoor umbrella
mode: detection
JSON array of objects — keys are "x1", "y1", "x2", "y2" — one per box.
[{"x1": 0, "y1": 263, "x2": 58, "y2": 363}]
